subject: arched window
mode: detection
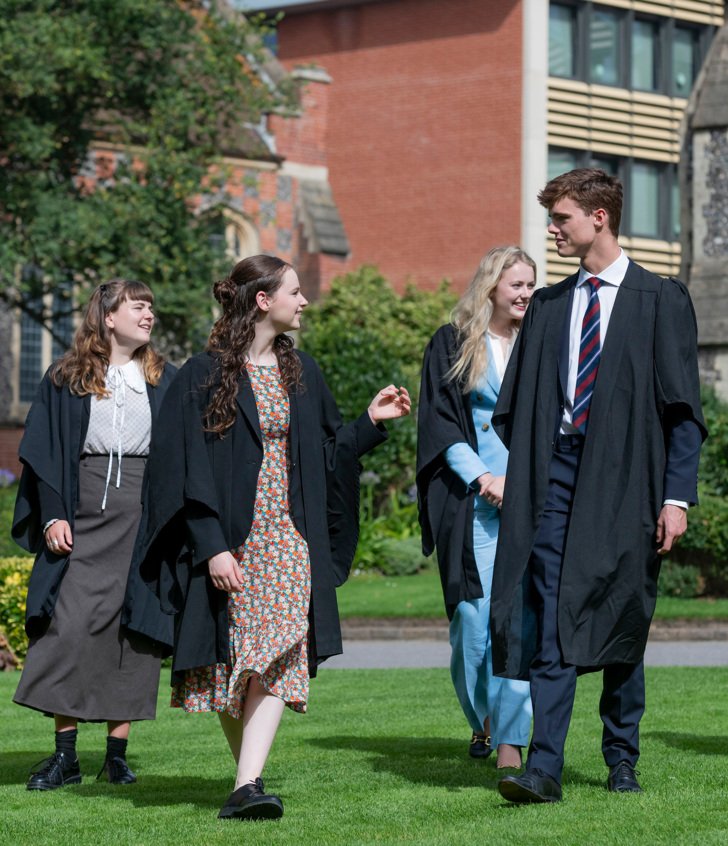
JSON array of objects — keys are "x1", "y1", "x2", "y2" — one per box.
[{"x1": 223, "y1": 212, "x2": 260, "y2": 263}]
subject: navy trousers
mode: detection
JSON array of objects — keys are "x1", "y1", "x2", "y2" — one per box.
[{"x1": 525, "y1": 436, "x2": 645, "y2": 782}]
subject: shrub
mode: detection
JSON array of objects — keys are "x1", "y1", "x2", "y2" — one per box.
[
  {"x1": 0, "y1": 483, "x2": 30, "y2": 559},
  {"x1": 0, "y1": 557, "x2": 32, "y2": 665},
  {"x1": 658, "y1": 559, "x2": 702, "y2": 598},
  {"x1": 699, "y1": 385, "x2": 728, "y2": 497},
  {"x1": 300, "y1": 265, "x2": 457, "y2": 501},
  {"x1": 672, "y1": 486, "x2": 728, "y2": 594}
]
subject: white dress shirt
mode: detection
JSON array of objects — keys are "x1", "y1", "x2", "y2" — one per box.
[{"x1": 561, "y1": 250, "x2": 686, "y2": 509}]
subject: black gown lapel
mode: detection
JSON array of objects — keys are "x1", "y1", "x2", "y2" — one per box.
[{"x1": 235, "y1": 373, "x2": 263, "y2": 445}]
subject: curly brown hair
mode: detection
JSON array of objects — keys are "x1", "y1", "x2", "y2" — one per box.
[
  {"x1": 51, "y1": 279, "x2": 165, "y2": 396},
  {"x1": 204, "y1": 254, "x2": 303, "y2": 435},
  {"x1": 538, "y1": 167, "x2": 623, "y2": 236}
]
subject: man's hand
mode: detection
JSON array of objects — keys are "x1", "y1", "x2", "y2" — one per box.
[
  {"x1": 655, "y1": 504, "x2": 688, "y2": 555},
  {"x1": 475, "y1": 473, "x2": 506, "y2": 509}
]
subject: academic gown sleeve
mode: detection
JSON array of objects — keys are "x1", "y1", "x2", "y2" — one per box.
[
  {"x1": 12, "y1": 373, "x2": 71, "y2": 554},
  {"x1": 415, "y1": 325, "x2": 482, "y2": 614},
  {"x1": 137, "y1": 357, "x2": 223, "y2": 616},
  {"x1": 11, "y1": 373, "x2": 85, "y2": 636},
  {"x1": 654, "y1": 278, "x2": 708, "y2": 504},
  {"x1": 303, "y1": 353, "x2": 387, "y2": 586}
]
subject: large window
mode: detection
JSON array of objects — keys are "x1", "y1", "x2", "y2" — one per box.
[
  {"x1": 589, "y1": 8, "x2": 620, "y2": 86},
  {"x1": 631, "y1": 19, "x2": 658, "y2": 92},
  {"x1": 547, "y1": 149, "x2": 679, "y2": 242},
  {"x1": 19, "y1": 300, "x2": 44, "y2": 403},
  {"x1": 550, "y1": 2, "x2": 713, "y2": 97},
  {"x1": 549, "y1": 4, "x2": 576, "y2": 77},
  {"x1": 630, "y1": 162, "x2": 660, "y2": 237},
  {"x1": 673, "y1": 26, "x2": 700, "y2": 97}
]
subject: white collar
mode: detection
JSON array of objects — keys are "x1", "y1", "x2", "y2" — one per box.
[
  {"x1": 107, "y1": 359, "x2": 146, "y2": 393},
  {"x1": 577, "y1": 249, "x2": 629, "y2": 288}
]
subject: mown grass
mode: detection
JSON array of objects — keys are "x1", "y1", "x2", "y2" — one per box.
[
  {"x1": 337, "y1": 570, "x2": 728, "y2": 621},
  {"x1": 2, "y1": 667, "x2": 728, "y2": 846}
]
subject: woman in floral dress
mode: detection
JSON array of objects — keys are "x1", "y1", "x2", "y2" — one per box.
[{"x1": 140, "y1": 254, "x2": 410, "y2": 821}]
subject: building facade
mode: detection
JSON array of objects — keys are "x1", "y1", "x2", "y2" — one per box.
[{"x1": 247, "y1": 0, "x2": 724, "y2": 285}]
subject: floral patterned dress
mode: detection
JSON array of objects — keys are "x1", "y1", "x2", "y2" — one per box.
[{"x1": 171, "y1": 363, "x2": 311, "y2": 715}]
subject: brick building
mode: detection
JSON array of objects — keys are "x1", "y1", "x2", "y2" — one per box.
[{"x1": 245, "y1": 0, "x2": 725, "y2": 287}]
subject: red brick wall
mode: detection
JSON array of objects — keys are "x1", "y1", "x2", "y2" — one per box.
[{"x1": 276, "y1": 0, "x2": 524, "y2": 292}]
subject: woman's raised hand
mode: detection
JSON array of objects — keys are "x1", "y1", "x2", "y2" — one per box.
[
  {"x1": 367, "y1": 385, "x2": 411, "y2": 423},
  {"x1": 208, "y1": 551, "x2": 244, "y2": 593}
]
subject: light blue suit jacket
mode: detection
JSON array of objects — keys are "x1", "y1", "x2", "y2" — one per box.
[{"x1": 445, "y1": 339, "x2": 508, "y2": 493}]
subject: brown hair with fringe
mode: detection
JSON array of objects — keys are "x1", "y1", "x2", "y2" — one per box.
[
  {"x1": 448, "y1": 246, "x2": 537, "y2": 393},
  {"x1": 51, "y1": 279, "x2": 165, "y2": 396},
  {"x1": 538, "y1": 167, "x2": 623, "y2": 237},
  {"x1": 204, "y1": 254, "x2": 303, "y2": 435}
]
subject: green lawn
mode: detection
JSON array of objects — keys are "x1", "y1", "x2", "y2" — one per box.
[
  {"x1": 2, "y1": 667, "x2": 728, "y2": 845},
  {"x1": 337, "y1": 569, "x2": 728, "y2": 621}
]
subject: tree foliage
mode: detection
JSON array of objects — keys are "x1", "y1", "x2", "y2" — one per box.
[
  {"x1": 299, "y1": 265, "x2": 457, "y2": 500},
  {"x1": 0, "y1": 0, "x2": 293, "y2": 352}
]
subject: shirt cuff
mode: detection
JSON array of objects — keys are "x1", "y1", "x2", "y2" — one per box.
[{"x1": 663, "y1": 499, "x2": 688, "y2": 510}]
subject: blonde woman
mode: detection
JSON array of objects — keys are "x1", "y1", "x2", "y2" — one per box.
[
  {"x1": 417, "y1": 246, "x2": 536, "y2": 769},
  {"x1": 13, "y1": 280, "x2": 175, "y2": 789}
]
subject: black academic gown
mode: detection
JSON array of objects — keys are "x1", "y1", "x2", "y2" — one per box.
[
  {"x1": 490, "y1": 263, "x2": 706, "y2": 679},
  {"x1": 416, "y1": 324, "x2": 482, "y2": 617},
  {"x1": 138, "y1": 350, "x2": 386, "y2": 677},
  {"x1": 12, "y1": 363, "x2": 177, "y2": 645}
]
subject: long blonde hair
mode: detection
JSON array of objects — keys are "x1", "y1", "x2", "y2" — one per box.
[
  {"x1": 448, "y1": 246, "x2": 536, "y2": 393},
  {"x1": 52, "y1": 279, "x2": 165, "y2": 397}
]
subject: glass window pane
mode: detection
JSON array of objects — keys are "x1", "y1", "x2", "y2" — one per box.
[
  {"x1": 19, "y1": 297, "x2": 44, "y2": 403},
  {"x1": 548, "y1": 148, "x2": 578, "y2": 181},
  {"x1": 52, "y1": 281, "x2": 74, "y2": 361},
  {"x1": 673, "y1": 27, "x2": 697, "y2": 97},
  {"x1": 631, "y1": 162, "x2": 660, "y2": 237},
  {"x1": 549, "y1": 5, "x2": 575, "y2": 77},
  {"x1": 590, "y1": 10, "x2": 620, "y2": 86},
  {"x1": 632, "y1": 20, "x2": 658, "y2": 91},
  {"x1": 590, "y1": 155, "x2": 618, "y2": 176},
  {"x1": 671, "y1": 173, "x2": 681, "y2": 240}
]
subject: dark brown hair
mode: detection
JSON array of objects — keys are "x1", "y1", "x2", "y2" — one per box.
[
  {"x1": 204, "y1": 254, "x2": 303, "y2": 434},
  {"x1": 52, "y1": 279, "x2": 165, "y2": 396},
  {"x1": 538, "y1": 167, "x2": 623, "y2": 236}
]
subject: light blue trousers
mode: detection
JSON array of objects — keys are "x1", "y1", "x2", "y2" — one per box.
[{"x1": 449, "y1": 506, "x2": 532, "y2": 746}]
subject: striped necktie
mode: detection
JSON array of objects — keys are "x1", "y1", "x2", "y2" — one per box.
[{"x1": 573, "y1": 276, "x2": 602, "y2": 434}]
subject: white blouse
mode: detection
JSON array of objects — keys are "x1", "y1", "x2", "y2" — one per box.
[{"x1": 83, "y1": 360, "x2": 151, "y2": 510}]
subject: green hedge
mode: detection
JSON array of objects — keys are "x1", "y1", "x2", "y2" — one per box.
[
  {"x1": 0, "y1": 557, "x2": 32, "y2": 664},
  {"x1": 300, "y1": 265, "x2": 457, "y2": 499}
]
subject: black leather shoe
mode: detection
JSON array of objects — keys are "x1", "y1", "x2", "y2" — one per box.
[
  {"x1": 498, "y1": 768, "x2": 562, "y2": 803},
  {"x1": 607, "y1": 761, "x2": 642, "y2": 793},
  {"x1": 96, "y1": 756, "x2": 137, "y2": 784},
  {"x1": 26, "y1": 752, "x2": 81, "y2": 791},
  {"x1": 218, "y1": 777, "x2": 284, "y2": 821},
  {"x1": 469, "y1": 733, "x2": 493, "y2": 759}
]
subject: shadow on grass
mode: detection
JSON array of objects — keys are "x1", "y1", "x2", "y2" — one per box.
[
  {"x1": 308, "y1": 735, "x2": 603, "y2": 789},
  {"x1": 645, "y1": 731, "x2": 728, "y2": 756},
  {"x1": 0, "y1": 752, "x2": 226, "y2": 808}
]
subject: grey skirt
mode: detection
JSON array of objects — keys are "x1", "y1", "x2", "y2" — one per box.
[{"x1": 14, "y1": 455, "x2": 161, "y2": 721}]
